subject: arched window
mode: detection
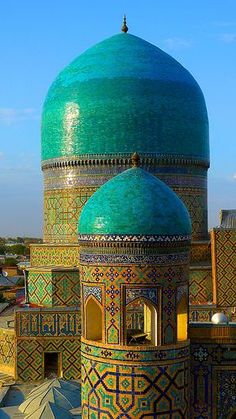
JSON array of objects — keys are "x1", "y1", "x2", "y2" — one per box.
[
  {"x1": 85, "y1": 296, "x2": 103, "y2": 342},
  {"x1": 126, "y1": 298, "x2": 158, "y2": 346},
  {"x1": 177, "y1": 293, "x2": 188, "y2": 341}
]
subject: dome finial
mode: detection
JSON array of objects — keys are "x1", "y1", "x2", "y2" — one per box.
[
  {"x1": 131, "y1": 152, "x2": 140, "y2": 167},
  {"x1": 121, "y1": 14, "x2": 128, "y2": 33}
]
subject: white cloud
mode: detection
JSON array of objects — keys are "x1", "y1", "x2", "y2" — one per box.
[
  {"x1": 219, "y1": 33, "x2": 236, "y2": 43},
  {"x1": 0, "y1": 151, "x2": 4, "y2": 159},
  {"x1": 0, "y1": 108, "x2": 39, "y2": 125},
  {"x1": 162, "y1": 37, "x2": 191, "y2": 50},
  {"x1": 233, "y1": 174, "x2": 236, "y2": 180}
]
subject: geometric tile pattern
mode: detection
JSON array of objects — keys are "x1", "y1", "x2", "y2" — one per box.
[
  {"x1": 43, "y1": 161, "x2": 208, "y2": 242},
  {"x1": 81, "y1": 340, "x2": 190, "y2": 363},
  {"x1": 28, "y1": 269, "x2": 80, "y2": 307},
  {"x1": 81, "y1": 354, "x2": 190, "y2": 418},
  {"x1": 28, "y1": 272, "x2": 52, "y2": 306},
  {"x1": 16, "y1": 337, "x2": 81, "y2": 381},
  {"x1": 190, "y1": 341, "x2": 236, "y2": 418},
  {"x1": 79, "y1": 234, "x2": 190, "y2": 243},
  {"x1": 83, "y1": 285, "x2": 102, "y2": 304},
  {"x1": 190, "y1": 268, "x2": 213, "y2": 305},
  {"x1": 162, "y1": 286, "x2": 176, "y2": 345},
  {"x1": 211, "y1": 229, "x2": 236, "y2": 307},
  {"x1": 175, "y1": 187, "x2": 208, "y2": 240},
  {"x1": 30, "y1": 244, "x2": 79, "y2": 267},
  {"x1": 80, "y1": 264, "x2": 188, "y2": 288},
  {"x1": 79, "y1": 250, "x2": 189, "y2": 265},
  {"x1": 53, "y1": 271, "x2": 80, "y2": 307},
  {"x1": 190, "y1": 241, "x2": 211, "y2": 264},
  {"x1": 215, "y1": 369, "x2": 236, "y2": 419},
  {"x1": 0, "y1": 329, "x2": 15, "y2": 375},
  {"x1": 43, "y1": 187, "x2": 96, "y2": 243}
]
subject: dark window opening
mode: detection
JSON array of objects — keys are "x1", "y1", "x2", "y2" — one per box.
[{"x1": 44, "y1": 352, "x2": 60, "y2": 379}]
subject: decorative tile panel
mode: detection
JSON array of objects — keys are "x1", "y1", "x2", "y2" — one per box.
[
  {"x1": 211, "y1": 229, "x2": 236, "y2": 307},
  {"x1": 28, "y1": 269, "x2": 80, "y2": 307},
  {"x1": 16, "y1": 310, "x2": 81, "y2": 337},
  {"x1": 82, "y1": 353, "x2": 189, "y2": 418},
  {"x1": 125, "y1": 287, "x2": 158, "y2": 306},
  {"x1": 0, "y1": 329, "x2": 15, "y2": 375},
  {"x1": 16, "y1": 337, "x2": 81, "y2": 381},
  {"x1": 190, "y1": 268, "x2": 213, "y2": 305},
  {"x1": 83, "y1": 285, "x2": 102, "y2": 304},
  {"x1": 30, "y1": 244, "x2": 79, "y2": 267}
]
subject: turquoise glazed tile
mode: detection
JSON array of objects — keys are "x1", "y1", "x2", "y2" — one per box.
[
  {"x1": 78, "y1": 167, "x2": 191, "y2": 235},
  {"x1": 41, "y1": 33, "x2": 209, "y2": 162}
]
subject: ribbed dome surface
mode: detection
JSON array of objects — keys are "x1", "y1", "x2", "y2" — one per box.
[
  {"x1": 25, "y1": 401, "x2": 73, "y2": 419},
  {"x1": 78, "y1": 167, "x2": 191, "y2": 236},
  {"x1": 28, "y1": 379, "x2": 80, "y2": 398},
  {"x1": 19, "y1": 387, "x2": 80, "y2": 414},
  {"x1": 42, "y1": 33, "x2": 209, "y2": 162}
]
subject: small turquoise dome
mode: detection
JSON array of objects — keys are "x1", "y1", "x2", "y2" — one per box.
[
  {"x1": 42, "y1": 33, "x2": 209, "y2": 162},
  {"x1": 78, "y1": 167, "x2": 191, "y2": 236}
]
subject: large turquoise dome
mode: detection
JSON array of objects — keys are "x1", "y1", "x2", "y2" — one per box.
[
  {"x1": 42, "y1": 33, "x2": 209, "y2": 162},
  {"x1": 78, "y1": 167, "x2": 191, "y2": 236}
]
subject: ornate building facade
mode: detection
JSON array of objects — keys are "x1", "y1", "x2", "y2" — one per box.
[
  {"x1": 78, "y1": 163, "x2": 191, "y2": 417},
  {"x1": 0, "y1": 20, "x2": 235, "y2": 418}
]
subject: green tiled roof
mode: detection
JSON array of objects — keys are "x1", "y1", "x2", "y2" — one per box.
[
  {"x1": 42, "y1": 33, "x2": 209, "y2": 162},
  {"x1": 78, "y1": 167, "x2": 191, "y2": 235}
]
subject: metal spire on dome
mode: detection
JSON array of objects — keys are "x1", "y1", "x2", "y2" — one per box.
[
  {"x1": 121, "y1": 14, "x2": 128, "y2": 33},
  {"x1": 131, "y1": 152, "x2": 140, "y2": 167}
]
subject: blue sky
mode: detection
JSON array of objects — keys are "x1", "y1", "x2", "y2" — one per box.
[{"x1": 0, "y1": 0, "x2": 235, "y2": 237}]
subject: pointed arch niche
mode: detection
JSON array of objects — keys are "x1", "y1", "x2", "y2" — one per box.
[
  {"x1": 177, "y1": 289, "x2": 188, "y2": 341},
  {"x1": 85, "y1": 296, "x2": 103, "y2": 342},
  {"x1": 125, "y1": 297, "x2": 158, "y2": 346}
]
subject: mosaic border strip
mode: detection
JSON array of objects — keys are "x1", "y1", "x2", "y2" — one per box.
[
  {"x1": 79, "y1": 252, "x2": 189, "y2": 265},
  {"x1": 81, "y1": 340, "x2": 190, "y2": 363},
  {"x1": 43, "y1": 168, "x2": 207, "y2": 190},
  {"x1": 78, "y1": 234, "x2": 191, "y2": 243},
  {"x1": 42, "y1": 153, "x2": 210, "y2": 170}
]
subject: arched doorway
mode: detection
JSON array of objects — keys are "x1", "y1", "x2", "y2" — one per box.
[
  {"x1": 85, "y1": 296, "x2": 103, "y2": 342},
  {"x1": 126, "y1": 298, "x2": 158, "y2": 346}
]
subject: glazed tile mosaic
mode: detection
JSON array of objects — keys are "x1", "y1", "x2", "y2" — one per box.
[
  {"x1": 15, "y1": 310, "x2": 81, "y2": 337},
  {"x1": 28, "y1": 269, "x2": 80, "y2": 307},
  {"x1": 30, "y1": 244, "x2": 79, "y2": 267},
  {"x1": 190, "y1": 334, "x2": 236, "y2": 418},
  {"x1": 15, "y1": 309, "x2": 81, "y2": 381},
  {"x1": 2, "y1": 21, "x2": 236, "y2": 419},
  {"x1": 211, "y1": 229, "x2": 236, "y2": 307},
  {"x1": 16, "y1": 337, "x2": 81, "y2": 381},
  {"x1": 82, "y1": 355, "x2": 190, "y2": 418},
  {"x1": 189, "y1": 268, "x2": 213, "y2": 305},
  {"x1": 0, "y1": 329, "x2": 15, "y2": 375}
]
